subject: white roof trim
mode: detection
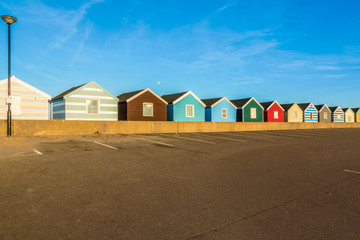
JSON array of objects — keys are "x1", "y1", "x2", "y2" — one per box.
[
  {"x1": 64, "y1": 80, "x2": 118, "y2": 102},
  {"x1": 127, "y1": 88, "x2": 168, "y2": 104},
  {"x1": 286, "y1": 103, "x2": 303, "y2": 113},
  {"x1": 242, "y1": 97, "x2": 264, "y2": 110},
  {"x1": 265, "y1": 100, "x2": 284, "y2": 111},
  {"x1": 305, "y1": 103, "x2": 318, "y2": 113},
  {"x1": 318, "y1": 104, "x2": 330, "y2": 113},
  {"x1": 0, "y1": 75, "x2": 51, "y2": 100},
  {"x1": 344, "y1": 108, "x2": 354, "y2": 114},
  {"x1": 172, "y1": 91, "x2": 206, "y2": 107},
  {"x1": 210, "y1": 97, "x2": 237, "y2": 109},
  {"x1": 334, "y1": 106, "x2": 344, "y2": 113}
]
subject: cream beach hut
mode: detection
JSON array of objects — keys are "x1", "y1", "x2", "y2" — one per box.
[
  {"x1": 343, "y1": 108, "x2": 355, "y2": 122},
  {"x1": 281, "y1": 103, "x2": 303, "y2": 122}
]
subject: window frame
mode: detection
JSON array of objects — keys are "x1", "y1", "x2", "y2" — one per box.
[
  {"x1": 250, "y1": 108, "x2": 257, "y2": 119},
  {"x1": 222, "y1": 108, "x2": 228, "y2": 119},
  {"x1": 143, "y1": 102, "x2": 154, "y2": 117},
  {"x1": 324, "y1": 112, "x2": 328, "y2": 119},
  {"x1": 274, "y1": 111, "x2": 279, "y2": 119},
  {"x1": 86, "y1": 99, "x2": 100, "y2": 115},
  {"x1": 185, "y1": 104, "x2": 195, "y2": 118}
]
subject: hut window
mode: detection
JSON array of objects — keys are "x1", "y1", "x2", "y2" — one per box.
[
  {"x1": 186, "y1": 105, "x2": 194, "y2": 117},
  {"x1": 250, "y1": 108, "x2": 256, "y2": 119},
  {"x1": 294, "y1": 111, "x2": 297, "y2": 118},
  {"x1": 324, "y1": 112, "x2": 328, "y2": 119},
  {"x1": 274, "y1": 111, "x2": 279, "y2": 119},
  {"x1": 310, "y1": 112, "x2": 313, "y2": 119},
  {"x1": 337, "y1": 115, "x2": 341, "y2": 120},
  {"x1": 87, "y1": 100, "x2": 99, "y2": 114},
  {"x1": 348, "y1": 116, "x2": 352, "y2": 121},
  {"x1": 222, "y1": 108, "x2": 227, "y2": 119},
  {"x1": 143, "y1": 103, "x2": 153, "y2": 116}
]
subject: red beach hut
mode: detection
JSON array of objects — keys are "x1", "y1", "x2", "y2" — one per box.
[{"x1": 260, "y1": 101, "x2": 284, "y2": 122}]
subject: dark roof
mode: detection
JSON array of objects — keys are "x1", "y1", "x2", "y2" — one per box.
[
  {"x1": 329, "y1": 106, "x2": 340, "y2": 113},
  {"x1": 260, "y1": 101, "x2": 275, "y2": 110},
  {"x1": 297, "y1": 103, "x2": 311, "y2": 111},
  {"x1": 51, "y1": 83, "x2": 85, "y2": 101},
  {"x1": 161, "y1": 92, "x2": 188, "y2": 104},
  {"x1": 342, "y1": 107, "x2": 352, "y2": 112},
  {"x1": 352, "y1": 108, "x2": 360, "y2": 113},
  {"x1": 314, "y1": 104, "x2": 326, "y2": 111},
  {"x1": 281, "y1": 103, "x2": 296, "y2": 111},
  {"x1": 230, "y1": 97, "x2": 252, "y2": 108},
  {"x1": 117, "y1": 89, "x2": 144, "y2": 103},
  {"x1": 201, "y1": 97, "x2": 222, "y2": 108}
]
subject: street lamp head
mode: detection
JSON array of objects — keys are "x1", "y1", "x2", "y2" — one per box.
[{"x1": 1, "y1": 15, "x2": 17, "y2": 25}]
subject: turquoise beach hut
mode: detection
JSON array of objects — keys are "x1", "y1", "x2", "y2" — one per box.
[
  {"x1": 161, "y1": 91, "x2": 205, "y2": 122},
  {"x1": 202, "y1": 97, "x2": 237, "y2": 122}
]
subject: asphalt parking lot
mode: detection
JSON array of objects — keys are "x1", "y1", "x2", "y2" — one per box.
[{"x1": 1, "y1": 129, "x2": 360, "y2": 240}]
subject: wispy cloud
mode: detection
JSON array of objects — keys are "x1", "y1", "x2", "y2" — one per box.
[
  {"x1": 24, "y1": 64, "x2": 67, "y2": 83},
  {"x1": 70, "y1": 22, "x2": 94, "y2": 66},
  {"x1": 217, "y1": 1, "x2": 238, "y2": 12}
]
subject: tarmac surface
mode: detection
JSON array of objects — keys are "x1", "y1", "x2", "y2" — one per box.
[{"x1": 1, "y1": 129, "x2": 360, "y2": 240}]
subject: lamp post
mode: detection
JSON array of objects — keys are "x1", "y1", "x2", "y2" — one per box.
[{"x1": 1, "y1": 15, "x2": 17, "y2": 137}]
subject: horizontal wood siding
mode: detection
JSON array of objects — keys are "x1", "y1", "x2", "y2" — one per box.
[
  {"x1": 332, "y1": 108, "x2": 344, "y2": 122},
  {"x1": 318, "y1": 108, "x2": 331, "y2": 122},
  {"x1": 65, "y1": 82, "x2": 118, "y2": 121},
  {"x1": 52, "y1": 99, "x2": 65, "y2": 120},
  {"x1": 127, "y1": 91, "x2": 167, "y2": 121},
  {"x1": 303, "y1": 104, "x2": 318, "y2": 122},
  {"x1": 0, "y1": 82, "x2": 49, "y2": 120}
]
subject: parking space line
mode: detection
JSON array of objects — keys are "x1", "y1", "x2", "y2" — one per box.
[
  {"x1": 33, "y1": 149, "x2": 43, "y2": 155},
  {"x1": 292, "y1": 130, "x2": 335, "y2": 136},
  {"x1": 194, "y1": 133, "x2": 247, "y2": 142},
  {"x1": 221, "y1": 132, "x2": 273, "y2": 141},
  {"x1": 282, "y1": 131, "x2": 324, "y2": 137},
  {"x1": 257, "y1": 132, "x2": 295, "y2": 139},
  {"x1": 93, "y1": 141, "x2": 118, "y2": 150},
  {"x1": 137, "y1": 137, "x2": 173, "y2": 147},
  {"x1": 344, "y1": 169, "x2": 360, "y2": 174},
  {"x1": 162, "y1": 134, "x2": 216, "y2": 144}
]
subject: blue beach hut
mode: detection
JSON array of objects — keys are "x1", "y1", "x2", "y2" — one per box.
[
  {"x1": 329, "y1": 106, "x2": 344, "y2": 122},
  {"x1": 201, "y1": 97, "x2": 237, "y2": 122},
  {"x1": 297, "y1": 103, "x2": 318, "y2": 122},
  {"x1": 161, "y1": 91, "x2": 205, "y2": 122}
]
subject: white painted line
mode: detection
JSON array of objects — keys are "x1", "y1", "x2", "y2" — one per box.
[
  {"x1": 33, "y1": 149, "x2": 43, "y2": 155},
  {"x1": 137, "y1": 138, "x2": 173, "y2": 147},
  {"x1": 93, "y1": 141, "x2": 118, "y2": 150},
  {"x1": 344, "y1": 169, "x2": 360, "y2": 175},
  {"x1": 175, "y1": 135, "x2": 216, "y2": 144},
  {"x1": 257, "y1": 132, "x2": 295, "y2": 139},
  {"x1": 220, "y1": 132, "x2": 273, "y2": 141},
  {"x1": 194, "y1": 133, "x2": 247, "y2": 142}
]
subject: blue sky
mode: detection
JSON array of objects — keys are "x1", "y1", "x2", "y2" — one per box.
[{"x1": 1, "y1": 0, "x2": 360, "y2": 107}]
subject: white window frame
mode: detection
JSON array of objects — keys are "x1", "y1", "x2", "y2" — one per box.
[
  {"x1": 250, "y1": 108, "x2": 257, "y2": 119},
  {"x1": 143, "y1": 102, "x2": 154, "y2": 117},
  {"x1": 324, "y1": 112, "x2": 328, "y2": 119},
  {"x1": 186, "y1": 104, "x2": 195, "y2": 118},
  {"x1": 222, "y1": 108, "x2": 227, "y2": 119},
  {"x1": 86, "y1": 99, "x2": 100, "y2": 114},
  {"x1": 274, "y1": 111, "x2": 279, "y2": 119}
]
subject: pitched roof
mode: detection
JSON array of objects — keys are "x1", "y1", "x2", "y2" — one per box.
[
  {"x1": 201, "y1": 97, "x2": 222, "y2": 108},
  {"x1": 230, "y1": 98, "x2": 252, "y2": 108},
  {"x1": 329, "y1": 106, "x2": 342, "y2": 113},
  {"x1": 297, "y1": 103, "x2": 311, "y2": 111},
  {"x1": 51, "y1": 83, "x2": 85, "y2": 101},
  {"x1": 260, "y1": 101, "x2": 274, "y2": 110},
  {"x1": 117, "y1": 89, "x2": 144, "y2": 103},
  {"x1": 342, "y1": 107, "x2": 353, "y2": 112},
  {"x1": 281, "y1": 103, "x2": 296, "y2": 111},
  {"x1": 161, "y1": 92, "x2": 188, "y2": 104},
  {"x1": 351, "y1": 108, "x2": 360, "y2": 113}
]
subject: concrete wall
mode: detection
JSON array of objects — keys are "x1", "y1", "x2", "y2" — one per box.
[{"x1": 1, "y1": 120, "x2": 360, "y2": 136}]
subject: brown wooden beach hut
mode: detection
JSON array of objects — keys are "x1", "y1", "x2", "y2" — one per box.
[{"x1": 117, "y1": 88, "x2": 167, "y2": 121}]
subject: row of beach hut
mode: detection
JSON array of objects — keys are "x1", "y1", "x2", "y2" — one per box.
[{"x1": 1, "y1": 76, "x2": 359, "y2": 123}]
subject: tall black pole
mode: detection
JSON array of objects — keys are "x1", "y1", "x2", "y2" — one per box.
[{"x1": 7, "y1": 23, "x2": 11, "y2": 137}]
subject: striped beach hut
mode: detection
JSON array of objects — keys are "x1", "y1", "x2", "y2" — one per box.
[
  {"x1": 329, "y1": 106, "x2": 344, "y2": 122},
  {"x1": 298, "y1": 103, "x2": 318, "y2": 122},
  {"x1": 0, "y1": 76, "x2": 50, "y2": 120},
  {"x1": 50, "y1": 81, "x2": 118, "y2": 121},
  {"x1": 343, "y1": 108, "x2": 355, "y2": 122}
]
